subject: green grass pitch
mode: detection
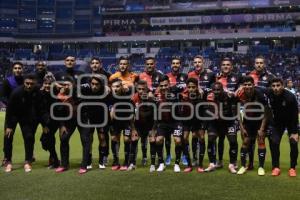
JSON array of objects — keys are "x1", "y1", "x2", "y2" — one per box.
[{"x1": 0, "y1": 112, "x2": 299, "y2": 200}]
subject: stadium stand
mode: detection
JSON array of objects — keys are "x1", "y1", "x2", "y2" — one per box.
[{"x1": 0, "y1": 0, "x2": 299, "y2": 101}]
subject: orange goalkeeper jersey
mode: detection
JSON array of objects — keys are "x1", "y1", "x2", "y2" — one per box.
[{"x1": 109, "y1": 71, "x2": 138, "y2": 87}]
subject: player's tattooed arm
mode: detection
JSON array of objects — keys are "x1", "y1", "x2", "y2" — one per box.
[{"x1": 234, "y1": 85, "x2": 244, "y2": 97}]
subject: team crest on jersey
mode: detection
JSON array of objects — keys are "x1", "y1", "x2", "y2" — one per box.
[
  {"x1": 180, "y1": 76, "x2": 185, "y2": 81},
  {"x1": 282, "y1": 101, "x2": 286, "y2": 106},
  {"x1": 231, "y1": 77, "x2": 236, "y2": 82},
  {"x1": 204, "y1": 75, "x2": 208, "y2": 80},
  {"x1": 262, "y1": 76, "x2": 267, "y2": 81}
]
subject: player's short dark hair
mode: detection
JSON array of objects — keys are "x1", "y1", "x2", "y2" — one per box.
[
  {"x1": 137, "y1": 80, "x2": 148, "y2": 86},
  {"x1": 242, "y1": 76, "x2": 254, "y2": 84},
  {"x1": 90, "y1": 57, "x2": 102, "y2": 63},
  {"x1": 193, "y1": 55, "x2": 204, "y2": 61},
  {"x1": 119, "y1": 56, "x2": 130, "y2": 64},
  {"x1": 64, "y1": 55, "x2": 76, "y2": 59},
  {"x1": 158, "y1": 75, "x2": 169, "y2": 83},
  {"x1": 12, "y1": 62, "x2": 23, "y2": 68},
  {"x1": 222, "y1": 57, "x2": 232, "y2": 63},
  {"x1": 255, "y1": 55, "x2": 265, "y2": 61},
  {"x1": 24, "y1": 73, "x2": 37, "y2": 80},
  {"x1": 145, "y1": 57, "x2": 155, "y2": 62},
  {"x1": 91, "y1": 75, "x2": 103, "y2": 84},
  {"x1": 271, "y1": 77, "x2": 284, "y2": 85},
  {"x1": 186, "y1": 78, "x2": 198, "y2": 86},
  {"x1": 110, "y1": 78, "x2": 122, "y2": 85},
  {"x1": 35, "y1": 61, "x2": 46, "y2": 66},
  {"x1": 43, "y1": 75, "x2": 55, "y2": 83},
  {"x1": 58, "y1": 75, "x2": 75, "y2": 83},
  {"x1": 171, "y1": 56, "x2": 181, "y2": 64}
]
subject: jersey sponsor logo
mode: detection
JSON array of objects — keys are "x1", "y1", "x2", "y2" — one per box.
[
  {"x1": 124, "y1": 129, "x2": 131, "y2": 136},
  {"x1": 228, "y1": 126, "x2": 235, "y2": 133},
  {"x1": 177, "y1": 83, "x2": 186, "y2": 89},
  {"x1": 166, "y1": 93, "x2": 176, "y2": 99}
]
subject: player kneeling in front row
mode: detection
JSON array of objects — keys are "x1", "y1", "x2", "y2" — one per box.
[
  {"x1": 110, "y1": 78, "x2": 136, "y2": 171},
  {"x1": 130, "y1": 80, "x2": 156, "y2": 171},
  {"x1": 236, "y1": 76, "x2": 269, "y2": 176},
  {"x1": 77, "y1": 75, "x2": 111, "y2": 174},
  {"x1": 154, "y1": 75, "x2": 183, "y2": 172},
  {"x1": 181, "y1": 78, "x2": 206, "y2": 173},
  {"x1": 55, "y1": 76, "x2": 80, "y2": 173},
  {"x1": 205, "y1": 82, "x2": 238, "y2": 173}
]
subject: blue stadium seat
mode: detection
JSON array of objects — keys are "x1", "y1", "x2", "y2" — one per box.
[{"x1": 14, "y1": 49, "x2": 32, "y2": 60}]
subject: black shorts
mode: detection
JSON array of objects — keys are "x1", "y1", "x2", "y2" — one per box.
[
  {"x1": 135, "y1": 126, "x2": 152, "y2": 137},
  {"x1": 243, "y1": 122, "x2": 261, "y2": 137},
  {"x1": 183, "y1": 118, "x2": 206, "y2": 132},
  {"x1": 110, "y1": 121, "x2": 131, "y2": 137},
  {"x1": 135, "y1": 121, "x2": 154, "y2": 137},
  {"x1": 157, "y1": 122, "x2": 183, "y2": 137},
  {"x1": 265, "y1": 121, "x2": 272, "y2": 137},
  {"x1": 208, "y1": 120, "x2": 236, "y2": 136},
  {"x1": 83, "y1": 118, "x2": 110, "y2": 136}
]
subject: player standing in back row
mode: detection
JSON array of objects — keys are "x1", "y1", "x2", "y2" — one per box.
[
  {"x1": 166, "y1": 57, "x2": 188, "y2": 165},
  {"x1": 247, "y1": 55, "x2": 274, "y2": 170},
  {"x1": 215, "y1": 58, "x2": 241, "y2": 169},
  {"x1": 188, "y1": 56, "x2": 215, "y2": 166},
  {"x1": 138, "y1": 57, "x2": 163, "y2": 165}
]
